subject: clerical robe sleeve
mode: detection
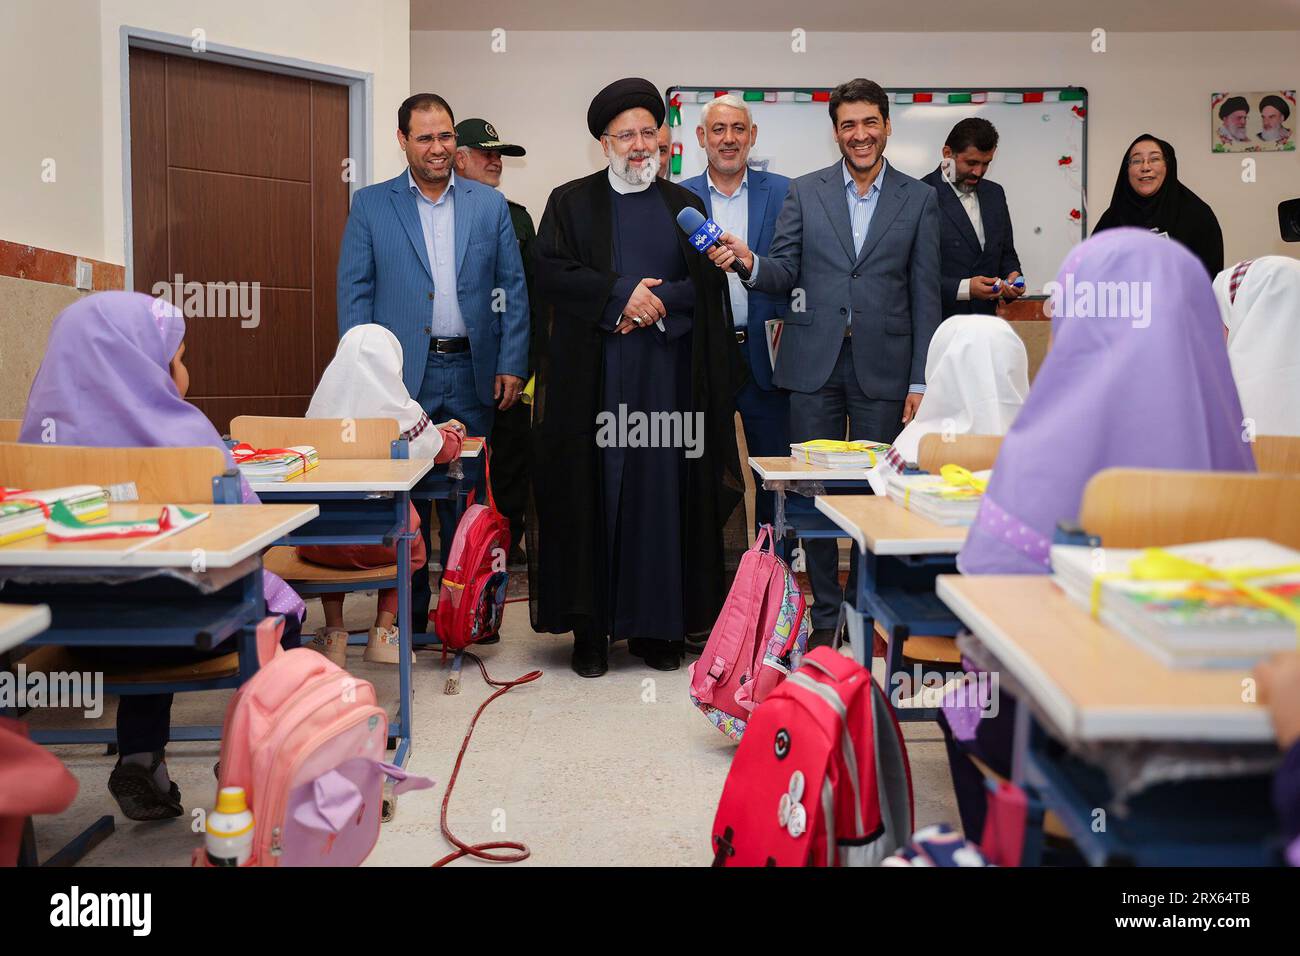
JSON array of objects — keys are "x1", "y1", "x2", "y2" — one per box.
[
  {"x1": 535, "y1": 186, "x2": 624, "y2": 331},
  {"x1": 1277, "y1": 740, "x2": 1300, "y2": 866}
]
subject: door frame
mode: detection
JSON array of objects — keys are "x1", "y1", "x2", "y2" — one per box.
[{"x1": 119, "y1": 25, "x2": 373, "y2": 291}]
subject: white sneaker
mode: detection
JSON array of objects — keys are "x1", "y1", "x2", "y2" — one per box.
[
  {"x1": 363, "y1": 624, "x2": 413, "y2": 664},
  {"x1": 309, "y1": 627, "x2": 349, "y2": 667}
]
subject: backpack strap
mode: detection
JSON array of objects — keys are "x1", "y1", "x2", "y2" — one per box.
[
  {"x1": 870, "y1": 677, "x2": 914, "y2": 857},
  {"x1": 692, "y1": 547, "x2": 770, "y2": 699},
  {"x1": 255, "y1": 615, "x2": 286, "y2": 668}
]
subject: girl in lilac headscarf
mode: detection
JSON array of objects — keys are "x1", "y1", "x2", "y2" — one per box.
[
  {"x1": 18, "y1": 291, "x2": 305, "y2": 820},
  {"x1": 941, "y1": 229, "x2": 1256, "y2": 839}
]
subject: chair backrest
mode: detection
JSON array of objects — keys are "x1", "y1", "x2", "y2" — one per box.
[
  {"x1": 0, "y1": 420, "x2": 20, "y2": 443},
  {"x1": 0, "y1": 442, "x2": 229, "y2": 504},
  {"x1": 1252, "y1": 435, "x2": 1300, "y2": 474},
  {"x1": 1079, "y1": 468, "x2": 1300, "y2": 549},
  {"x1": 229, "y1": 416, "x2": 398, "y2": 460},
  {"x1": 916, "y1": 434, "x2": 1003, "y2": 474}
]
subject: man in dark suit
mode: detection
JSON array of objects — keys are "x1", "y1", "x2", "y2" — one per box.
[
  {"x1": 706, "y1": 78, "x2": 941, "y2": 645},
  {"x1": 921, "y1": 118, "x2": 1023, "y2": 319},
  {"x1": 680, "y1": 94, "x2": 790, "y2": 536}
]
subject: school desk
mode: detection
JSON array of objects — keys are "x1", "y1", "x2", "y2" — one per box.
[
  {"x1": 936, "y1": 574, "x2": 1280, "y2": 866},
  {"x1": 749, "y1": 456, "x2": 879, "y2": 559},
  {"x1": 0, "y1": 602, "x2": 50, "y2": 655},
  {"x1": 245, "y1": 457, "x2": 434, "y2": 768},
  {"x1": 0, "y1": 503, "x2": 317, "y2": 867},
  {"x1": 814, "y1": 494, "x2": 968, "y2": 721}
]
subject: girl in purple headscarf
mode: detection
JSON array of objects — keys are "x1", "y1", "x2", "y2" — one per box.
[
  {"x1": 18, "y1": 291, "x2": 305, "y2": 821},
  {"x1": 941, "y1": 229, "x2": 1257, "y2": 839}
]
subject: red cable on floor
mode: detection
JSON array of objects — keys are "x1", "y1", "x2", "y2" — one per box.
[{"x1": 432, "y1": 651, "x2": 542, "y2": 867}]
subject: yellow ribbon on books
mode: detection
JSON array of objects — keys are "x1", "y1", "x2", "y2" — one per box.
[
  {"x1": 1088, "y1": 548, "x2": 1300, "y2": 636},
  {"x1": 796, "y1": 439, "x2": 879, "y2": 467},
  {"x1": 903, "y1": 464, "x2": 987, "y2": 510},
  {"x1": 521, "y1": 374, "x2": 536, "y2": 406}
]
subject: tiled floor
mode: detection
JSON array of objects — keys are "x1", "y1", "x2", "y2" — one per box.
[{"x1": 27, "y1": 591, "x2": 959, "y2": 867}]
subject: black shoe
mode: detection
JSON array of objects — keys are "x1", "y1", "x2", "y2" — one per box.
[
  {"x1": 108, "y1": 753, "x2": 184, "y2": 821},
  {"x1": 571, "y1": 634, "x2": 608, "y2": 678},
  {"x1": 476, "y1": 633, "x2": 501, "y2": 645},
  {"x1": 635, "y1": 640, "x2": 683, "y2": 672},
  {"x1": 807, "y1": 627, "x2": 837, "y2": 651}
]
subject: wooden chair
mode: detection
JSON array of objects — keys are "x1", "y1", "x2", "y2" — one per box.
[
  {"x1": 1252, "y1": 435, "x2": 1300, "y2": 474},
  {"x1": 228, "y1": 417, "x2": 405, "y2": 636},
  {"x1": 887, "y1": 435, "x2": 1003, "y2": 680},
  {"x1": 0, "y1": 443, "x2": 255, "y2": 747},
  {"x1": 916, "y1": 433, "x2": 1003, "y2": 475},
  {"x1": 1078, "y1": 468, "x2": 1300, "y2": 549},
  {"x1": 0, "y1": 420, "x2": 20, "y2": 443}
]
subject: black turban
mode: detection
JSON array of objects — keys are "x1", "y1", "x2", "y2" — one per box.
[
  {"x1": 1218, "y1": 95, "x2": 1249, "y2": 119},
  {"x1": 587, "y1": 77, "x2": 665, "y2": 140},
  {"x1": 1259, "y1": 94, "x2": 1291, "y2": 120}
]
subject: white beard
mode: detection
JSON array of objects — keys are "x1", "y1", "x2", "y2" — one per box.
[
  {"x1": 1258, "y1": 124, "x2": 1288, "y2": 142},
  {"x1": 611, "y1": 149, "x2": 659, "y2": 186},
  {"x1": 1219, "y1": 123, "x2": 1249, "y2": 142}
]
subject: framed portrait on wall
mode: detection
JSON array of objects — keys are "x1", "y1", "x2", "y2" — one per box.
[{"x1": 1212, "y1": 91, "x2": 1296, "y2": 152}]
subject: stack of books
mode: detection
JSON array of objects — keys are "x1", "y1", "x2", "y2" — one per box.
[
  {"x1": 789, "y1": 440, "x2": 890, "y2": 469},
  {"x1": 1051, "y1": 538, "x2": 1300, "y2": 669},
  {"x1": 233, "y1": 445, "x2": 320, "y2": 482},
  {"x1": 0, "y1": 486, "x2": 110, "y2": 545},
  {"x1": 885, "y1": 470, "x2": 989, "y2": 526}
]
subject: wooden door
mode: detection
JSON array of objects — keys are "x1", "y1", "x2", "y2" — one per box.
[{"x1": 128, "y1": 49, "x2": 350, "y2": 432}]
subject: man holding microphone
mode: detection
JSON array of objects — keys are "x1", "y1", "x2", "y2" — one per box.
[
  {"x1": 681, "y1": 94, "x2": 790, "y2": 538},
  {"x1": 706, "y1": 77, "x2": 941, "y2": 647}
]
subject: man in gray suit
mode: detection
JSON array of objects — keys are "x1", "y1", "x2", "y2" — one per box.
[{"x1": 708, "y1": 77, "x2": 941, "y2": 645}]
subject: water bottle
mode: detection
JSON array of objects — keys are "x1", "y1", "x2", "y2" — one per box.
[{"x1": 206, "y1": 786, "x2": 255, "y2": 866}]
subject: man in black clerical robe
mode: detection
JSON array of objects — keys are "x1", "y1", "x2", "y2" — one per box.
[{"x1": 527, "y1": 77, "x2": 747, "y2": 677}]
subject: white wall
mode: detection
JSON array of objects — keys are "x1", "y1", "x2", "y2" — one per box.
[
  {"x1": 0, "y1": 0, "x2": 410, "y2": 264},
  {"x1": 410, "y1": 29, "x2": 1300, "y2": 264}
]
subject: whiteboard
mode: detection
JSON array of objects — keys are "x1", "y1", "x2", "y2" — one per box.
[{"x1": 667, "y1": 87, "x2": 1088, "y2": 296}]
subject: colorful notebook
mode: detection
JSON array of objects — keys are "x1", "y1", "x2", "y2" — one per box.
[
  {"x1": 232, "y1": 444, "x2": 320, "y2": 482},
  {"x1": 885, "y1": 467, "x2": 989, "y2": 526},
  {"x1": 1051, "y1": 538, "x2": 1300, "y2": 668},
  {"x1": 0, "y1": 486, "x2": 110, "y2": 545},
  {"x1": 789, "y1": 439, "x2": 890, "y2": 469}
]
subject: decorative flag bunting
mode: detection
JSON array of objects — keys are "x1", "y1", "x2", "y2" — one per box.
[
  {"x1": 1058, "y1": 155, "x2": 1074, "y2": 166},
  {"x1": 45, "y1": 500, "x2": 209, "y2": 543},
  {"x1": 1069, "y1": 209, "x2": 1082, "y2": 221},
  {"x1": 670, "y1": 88, "x2": 1086, "y2": 109},
  {"x1": 671, "y1": 141, "x2": 683, "y2": 175}
]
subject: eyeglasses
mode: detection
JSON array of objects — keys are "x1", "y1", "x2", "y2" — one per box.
[
  {"x1": 603, "y1": 127, "x2": 660, "y2": 145},
  {"x1": 1128, "y1": 155, "x2": 1165, "y2": 166},
  {"x1": 411, "y1": 132, "x2": 457, "y2": 147}
]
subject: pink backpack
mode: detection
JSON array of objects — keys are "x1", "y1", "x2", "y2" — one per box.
[
  {"x1": 199, "y1": 617, "x2": 433, "y2": 867},
  {"x1": 433, "y1": 450, "x2": 510, "y2": 653},
  {"x1": 687, "y1": 526, "x2": 810, "y2": 740},
  {"x1": 711, "y1": 646, "x2": 913, "y2": 867}
]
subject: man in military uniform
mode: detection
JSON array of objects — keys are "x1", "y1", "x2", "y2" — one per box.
[{"x1": 454, "y1": 117, "x2": 536, "y2": 568}]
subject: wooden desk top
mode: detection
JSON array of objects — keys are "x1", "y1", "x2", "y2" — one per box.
[
  {"x1": 246, "y1": 458, "x2": 435, "y2": 494},
  {"x1": 0, "y1": 503, "x2": 319, "y2": 569},
  {"x1": 935, "y1": 575, "x2": 1273, "y2": 743},
  {"x1": 0, "y1": 603, "x2": 51, "y2": 654},
  {"x1": 749, "y1": 456, "x2": 877, "y2": 484},
  {"x1": 814, "y1": 494, "x2": 968, "y2": 555}
]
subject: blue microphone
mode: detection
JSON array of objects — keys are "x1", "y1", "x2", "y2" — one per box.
[{"x1": 676, "y1": 207, "x2": 752, "y2": 281}]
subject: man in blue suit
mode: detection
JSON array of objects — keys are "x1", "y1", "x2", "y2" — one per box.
[
  {"x1": 337, "y1": 92, "x2": 529, "y2": 630},
  {"x1": 920, "y1": 118, "x2": 1023, "y2": 320},
  {"x1": 707, "y1": 78, "x2": 941, "y2": 646},
  {"x1": 680, "y1": 94, "x2": 790, "y2": 536}
]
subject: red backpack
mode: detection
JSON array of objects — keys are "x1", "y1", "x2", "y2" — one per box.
[
  {"x1": 710, "y1": 645, "x2": 913, "y2": 867},
  {"x1": 432, "y1": 448, "x2": 510, "y2": 652}
]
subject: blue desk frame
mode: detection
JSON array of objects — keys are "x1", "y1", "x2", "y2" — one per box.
[{"x1": 250, "y1": 442, "x2": 463, "y2": 768}]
